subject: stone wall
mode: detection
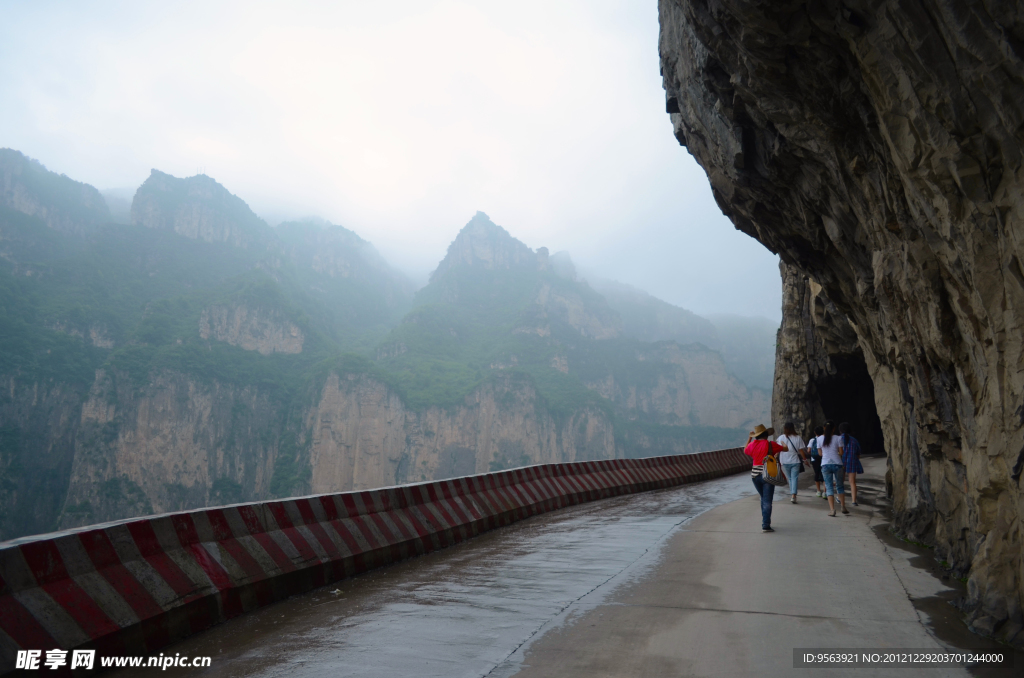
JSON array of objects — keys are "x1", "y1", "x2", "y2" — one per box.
[{"x1": 660, "y1": 0, "x2": 1024, "y2": 644}]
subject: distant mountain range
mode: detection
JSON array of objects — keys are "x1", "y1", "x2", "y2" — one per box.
[
  {"x1": 584, "y1": 274, "x2": 777, "y2": 390},
  {"x1": 0, "y1": 148, "x2": 773, "y2": 540}
]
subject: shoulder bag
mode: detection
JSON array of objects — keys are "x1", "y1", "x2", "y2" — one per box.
[{"x1": 787, "y1": 435, "x2": 806, "y2": 474}]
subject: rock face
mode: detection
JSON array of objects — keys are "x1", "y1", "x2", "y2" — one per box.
[
  {"x1": 0, "y1": 149, "x2": 110, "y2": 235},
  {"x1": 772, "y1": 262, "x2": 884, "y2": 455},
  {"x1": 131, "y1": 170, "x2": 269, "y2": 247},
  {"x1": 58, "y1": 370, "x2": 283, "y2": 530},
  {"x1": 54, "y1": 367, "x2": 615, "y2": 528},
  {"x1": 199, "y1": 305, "x2": 304, "y2": 355},
  {"x1": 0, "y1": 378, "x2": 82, "y2": 538},
  {"x1": 306, "y1": 372, "x2": 614, "y2": 492},
  {"x1": 660, "y1": 0, "x2": 1024, "y2": 644}
]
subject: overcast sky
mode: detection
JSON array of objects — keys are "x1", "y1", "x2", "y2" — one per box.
[{"x1": 0, "y1": 0, "x2": 781, "y2": 320}]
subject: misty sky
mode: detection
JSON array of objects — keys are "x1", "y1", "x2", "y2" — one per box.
[{"x1": 0, "y1": 0, "x2": 781, "y2": 320}]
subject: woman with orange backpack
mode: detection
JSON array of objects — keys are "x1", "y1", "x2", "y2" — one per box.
[{"x1": 744, "y1": 424, "x2": 788, "y2": 533}]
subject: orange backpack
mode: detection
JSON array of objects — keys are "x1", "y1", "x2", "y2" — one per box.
[{"x1": 762, "y1": 452, "x2": 788, "y2": 487}]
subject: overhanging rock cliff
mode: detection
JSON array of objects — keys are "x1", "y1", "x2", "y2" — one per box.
[
  {"x1": 772, "y1": 262, "x2": 885, "y2": 459},
  {"x1": 660, "y1": 0, "x2": 1024, "y2": 644}
]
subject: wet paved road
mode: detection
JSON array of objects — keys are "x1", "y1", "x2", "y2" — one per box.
[{"x1": 116, "y1": 473, "x2": 754, "y2": 678}]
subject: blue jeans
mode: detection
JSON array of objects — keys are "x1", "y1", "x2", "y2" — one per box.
[
  {"x1": 783, "y1": 463, "x2": 800, "y2": 495},
  {"x1": 821, "y1": 464, "x2": 845, "y2": 497},
  {"x1": 751, "y1": 475, "x2": 775, "y2": 528}
]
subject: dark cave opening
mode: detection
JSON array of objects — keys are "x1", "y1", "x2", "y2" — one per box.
[{"x1": 815, "y1": 354, "x2": 886, "y2": 456}]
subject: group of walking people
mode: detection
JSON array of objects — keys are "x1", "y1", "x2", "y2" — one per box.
[{"x1": 743, "y1": 420, "x2": 864, "y2": 533}]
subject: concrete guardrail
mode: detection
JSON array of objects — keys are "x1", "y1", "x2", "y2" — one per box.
[{"x1": 0, "y1": 447, "x2": 748, "y2": 671}]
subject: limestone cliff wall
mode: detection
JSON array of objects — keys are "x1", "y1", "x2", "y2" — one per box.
[
  {"x1": 54, "y1": 369, "x2": 616, "y2": 529},
  {"x1": 58, "y1": 370, "x2": 282, "y2": 529},
  {"x1": 306, "y1": 372, "x2": 615, "y2": 492},
  {"x1": 660, "y1": 0, "x2": 1024, "y2": 643},
  {"x1": 0, "y1": 377, "x2": 82, "y2": 539},
  {"x1": 199, "y1": 305, "x2": 304, "y2": 355}
]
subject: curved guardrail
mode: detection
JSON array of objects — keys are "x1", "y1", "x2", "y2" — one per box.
[{"x1": 0, "y1": 448, "x2": 748, "y2": 671}]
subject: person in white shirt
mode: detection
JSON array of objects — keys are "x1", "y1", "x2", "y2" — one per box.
[
  {"x1": 776, "y1": 422, "x2": 807, "y2": 503},
  {"x1": 817, "y1": 420, "x2": 849, "y2": 517}
]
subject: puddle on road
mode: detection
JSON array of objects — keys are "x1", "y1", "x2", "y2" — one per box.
[{"x1": 114, "y1": 474, "x2": 755, "y2": 678}]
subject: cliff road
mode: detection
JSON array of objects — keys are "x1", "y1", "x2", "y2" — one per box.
[{"x1": 660, "y1": 0, "x2": 1024, "y2": 647}]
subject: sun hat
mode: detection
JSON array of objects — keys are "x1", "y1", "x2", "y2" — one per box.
[{"x1": 747, "y1": 423, "x2": 775, "y2": 440}]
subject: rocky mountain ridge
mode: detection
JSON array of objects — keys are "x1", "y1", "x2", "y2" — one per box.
[
  {"x1": 1, "y1": 149, "x2": 110, "y2": 236},
  {"x1": 131, "y1": 170, "x2": 271, "y2": 248}
]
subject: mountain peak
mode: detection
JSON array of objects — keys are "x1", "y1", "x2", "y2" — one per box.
[
  {"x1": 131, "y1": 169, "x2": 268, "y2": 248},
  {"x1": 0, "y1": 148, "x2": 111, "y2": 235},
  {"x1": 432, "y1": 213, "x2": 546, "y2": 278}
]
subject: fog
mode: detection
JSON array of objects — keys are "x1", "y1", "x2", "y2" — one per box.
[{"x1": 0, "y1": 0, "x2": 781, "y2": 320}]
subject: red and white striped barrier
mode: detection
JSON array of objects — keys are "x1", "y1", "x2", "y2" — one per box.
[{"x1": 0, "y1": 448, "x2": 748, "y2": 671}]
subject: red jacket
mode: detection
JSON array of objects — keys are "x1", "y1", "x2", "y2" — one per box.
[{"x1": 744, "y1": 439, "x2": 787, "y2": 466}]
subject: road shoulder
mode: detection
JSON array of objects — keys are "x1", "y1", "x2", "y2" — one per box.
[{"x1": 510, "y1": 457, "x2": 986, "y2": 678}]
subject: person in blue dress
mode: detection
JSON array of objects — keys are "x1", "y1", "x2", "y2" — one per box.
[{"x1": 839, "y1": 421, "x2": 864, "y2": 506}]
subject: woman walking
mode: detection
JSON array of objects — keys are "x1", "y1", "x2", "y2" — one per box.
[
  {"x1": 776, "y1": 422, "x2": 807, "y2": 503},
  {"x1": 839, "y1": 422, "x2": 865, "y2": 505},
  {"x1": 808, "y1": 425, "x2": 825, "y2": 497},
  {"x1": 817, "y1": 420, "x2": 848, "y2": 516},
  {"x1": 744, "y1": 424, "x2": 788, "y2": 532}
]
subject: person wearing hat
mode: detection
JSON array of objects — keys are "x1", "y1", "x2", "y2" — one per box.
[{"x1": 744, "y1": 424, "x2": 788, "y2": 533}]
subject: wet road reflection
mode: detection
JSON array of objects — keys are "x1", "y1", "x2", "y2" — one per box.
[{"x1": 118, "y1": 473, "x2": 753, "y2": 678}]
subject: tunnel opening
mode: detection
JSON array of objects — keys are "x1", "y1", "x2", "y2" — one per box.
[{"x1": 815, "y1": 354, "x2": 886, "y2": 456}]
